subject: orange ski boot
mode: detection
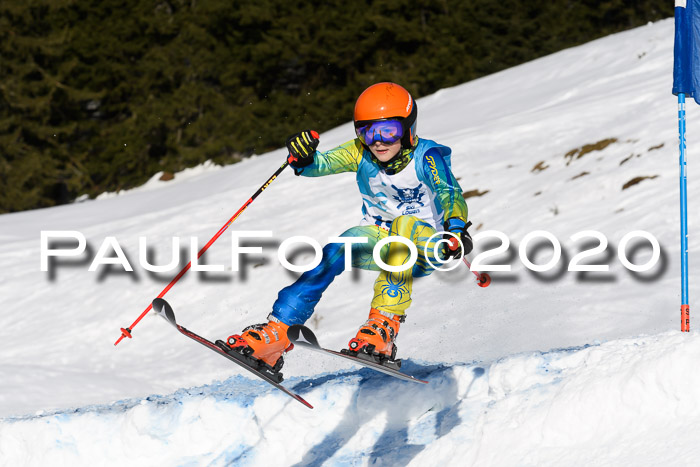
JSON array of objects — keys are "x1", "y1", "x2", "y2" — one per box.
[
  {"x1": 346, "y1": 308, "x2": 404, "y2": 363},
  {"x1": 218, "y1": 317, "x2": 293, "y2": 374}
]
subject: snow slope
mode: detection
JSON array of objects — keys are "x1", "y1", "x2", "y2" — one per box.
[
  {"x1": 2, "y1": 332, "x2": 699, "y2": 466},
  {"x1": 1, "y1": 18, "x2": 699, "y2": 465}
]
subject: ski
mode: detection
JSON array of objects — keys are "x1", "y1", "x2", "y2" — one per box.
[
  {"x1": 152, "y1": 298, "x2": 313, "y2": 409},
  {"x1": 287, "y1": 325, "x2": 428, "y2": 384}
]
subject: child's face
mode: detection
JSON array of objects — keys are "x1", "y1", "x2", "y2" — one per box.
[{"x1": 369, "y1": 140, "x2": 402, "y2": 163}]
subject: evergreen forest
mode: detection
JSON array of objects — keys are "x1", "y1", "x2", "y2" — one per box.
[{"x1": 0, "y1": 0, "x2": 673, "y2": 213}]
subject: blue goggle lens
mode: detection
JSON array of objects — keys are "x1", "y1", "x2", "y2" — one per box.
[{"x1": 356, "y1": 119, "x2": 404, "y2": 146}]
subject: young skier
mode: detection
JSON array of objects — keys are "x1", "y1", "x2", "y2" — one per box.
[{"x1": 218, "y1": 82, "x2": 472, "y2": 373}]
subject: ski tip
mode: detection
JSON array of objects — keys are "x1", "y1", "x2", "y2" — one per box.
[
  {"x1": 287, "y1": 325, "x2": 321, "y2": 349},
  {"x1": 152, "y1": 298, "x2": 177, "y2": 326},
  {"x1": 152, "y1": 298, "x2": 166, "y2": 313}
]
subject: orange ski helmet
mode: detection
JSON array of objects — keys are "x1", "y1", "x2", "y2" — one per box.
[{"x1": 353, "y1": 82, "x2": 417, "y2": 149}]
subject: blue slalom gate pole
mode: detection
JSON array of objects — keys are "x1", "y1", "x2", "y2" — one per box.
[{"x1": 678, "y1": 93, "x2": 690, "y2": 332}]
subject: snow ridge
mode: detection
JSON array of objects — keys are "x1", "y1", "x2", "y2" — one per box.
[{"x1": 2, "y1": 331, "x2": 699, "y2": 466}]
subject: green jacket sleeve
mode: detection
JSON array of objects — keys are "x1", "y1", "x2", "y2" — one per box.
[{"x1": 295, "y1": 139, "x2": 364, "y2": 177}]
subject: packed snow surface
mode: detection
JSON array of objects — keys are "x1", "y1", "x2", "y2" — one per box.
[
  {"x1": 1, "y1": 18, "x2": 699, "y2": 466},
  {"x1": 3, "y1": 332, "x2": 699, "y2": 466}
]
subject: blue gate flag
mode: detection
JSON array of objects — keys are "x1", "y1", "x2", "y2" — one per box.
[{"x1": 674, "y1": 0, "x2": 700, "y2": 104}]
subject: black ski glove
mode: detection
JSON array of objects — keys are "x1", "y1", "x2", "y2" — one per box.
[
  {"x1": 286, "y1": 130, "x2": 319, "y2": 169},
  {"x1": 442, "y1": 218, "x2": 473, "y2": 260}
]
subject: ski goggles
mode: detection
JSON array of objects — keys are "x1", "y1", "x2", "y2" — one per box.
[{"x1": 355, "y1": 119, "x2": 404, "y2": 146}]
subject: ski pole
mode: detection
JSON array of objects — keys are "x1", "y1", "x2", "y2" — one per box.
[
  {"x1": 462, "y1": 257, "x2": 491, "y2": 288},
  {"x1": 114, "y1": 150, "x2": 299, "y2": 346}
]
